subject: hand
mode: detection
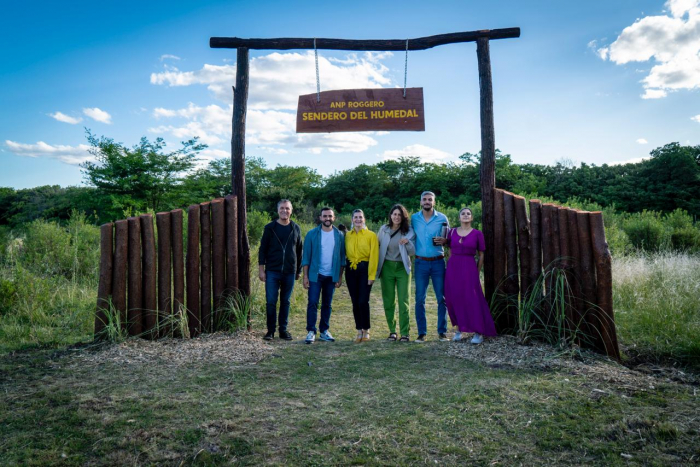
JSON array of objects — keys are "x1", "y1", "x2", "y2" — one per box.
[
  {"x1": 258, "y1": 271, "x2": 266, "y2": 282},
  {"x1": 335, "y1": 280, "x2": 342, "y2": 289},
  {"x1": 295, "y1": 273, "x2": 301, "y2": 281},
  {"x1": 433, "y1": 237, "x2": 447, "y2": 246},
  {"x1": 368, "y1": 280, "x2": 374, "y2": 286},
  {"x1": 303, "y1": 276, "x2": 310, "y2": 289},
  {"x1": 398, "y1": 238, "x2": 408, "y2": 245}
]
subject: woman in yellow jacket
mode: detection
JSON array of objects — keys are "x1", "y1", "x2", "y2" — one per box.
[{"x1": 345, "y1": 209, "x2": 379, "y2": 342}]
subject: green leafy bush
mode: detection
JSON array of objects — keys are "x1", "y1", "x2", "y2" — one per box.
[
  {"x1": 623, "y1": 211, "x2": 668, "y2": 251},
  {"x1": 670, "y1": 226, "x2": 700, "y2": 252},
  {"x1": 247, "y1": 209, "x2": 271, "y2": 246},
  {"x1": 23, "y1": 219, "x2": 73, "y2": 276},
  {"x1": 0, "y1": 278, "x2": 17, "y2": 316}
]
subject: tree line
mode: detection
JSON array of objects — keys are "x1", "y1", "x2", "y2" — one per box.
[{"x1": 0, "y1": 132, "x2": 698, "y2": 228}]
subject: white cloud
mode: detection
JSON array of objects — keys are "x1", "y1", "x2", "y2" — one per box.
[
  {"x1": 636, "y1": 138, "x2": 649, "y2": 144},
  {"x1": 596, "y1": 0, "x2": 700, "y2": 98},
  {"x1": 609, "y1": 156, "x2": 651, "y2": 165},
  {"x1": 150, "y1": 51, "x2": 394, "y2": 110},
  {"x1": 692, "y1": 114, "x2": 700, "y2": 122},
  {"x1": 5, "y1": 140, "x2": 93, "y2": 165},
  {"x1": 83, "y1": 107, "x2": 112, "y2": 124},
  {"x1": 379, "y1": 144, "x2": 454, "y2": 163},
  {"x1": 49, "y1": 111, "x2": 82, "y2": 124},
  {"x1": 160, "y1": 54, "x2": 181, "y2": 61}
]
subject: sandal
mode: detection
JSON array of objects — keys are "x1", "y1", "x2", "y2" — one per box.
[
  {"x1": 399, "y1": 336, "x2": 410, "y2": 342},
  {"x1": 387, "y1": 333, "x2": 397, "y2": 341}
]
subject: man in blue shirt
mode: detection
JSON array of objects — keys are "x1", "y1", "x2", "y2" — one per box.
[
  {"x1": 301, "y1": 207, "x2": 346, "y2": 344},
  {"x1": 410, "y1": 191, "x2": 450, "y2": 342}
]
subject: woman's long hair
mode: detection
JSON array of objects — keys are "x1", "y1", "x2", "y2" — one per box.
[{"x1": 386, "y1": 204, "x2": 410, "y2": 234}]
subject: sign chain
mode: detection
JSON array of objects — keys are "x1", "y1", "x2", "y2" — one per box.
[
  {"x1": 403, "y1": 39, "x2": 408, "y2": 98},
  {"x1": 314, "y1": 38, "x2": 321, "y2": 103}
]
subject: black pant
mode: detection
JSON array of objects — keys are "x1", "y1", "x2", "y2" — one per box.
[{"x1": 346, "y1": 261, "x2": 373, "y2": 330}]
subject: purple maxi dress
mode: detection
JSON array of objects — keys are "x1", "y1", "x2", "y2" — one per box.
[{"x1": 444, "y1": 228, "x2": 497, "y2": 336}]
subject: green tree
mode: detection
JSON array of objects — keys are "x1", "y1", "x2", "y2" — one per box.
[{"x1": 80, "y1": 131, "x2": 205, "y2": 214}]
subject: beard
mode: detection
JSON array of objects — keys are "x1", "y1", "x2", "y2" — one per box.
[
  {"x1": 422, "y1": 205, "x2": 433, "y2": 211},
  {"x1": 323, "y1": 220, "x2": 333, "y2": 226}
]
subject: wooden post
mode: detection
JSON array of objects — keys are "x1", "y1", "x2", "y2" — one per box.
[
  {"x1": 187, "y1": 204, "x2": 201, "y2": 337},
  {"x1": 477, "y1": 37, "x2": 496, "y2": 304},
  {"x1": 225, "y1": 195, "x2": 239, "y2": 293},
  {"x1": 95, "y1": 222, "x2": 113, "y2": 338},
  {"x1": 200, "y1": 202, "x2": 212, "y2": 333},
  {"x1": 211, "y1": 198, "x2": 226, "y2": 327},
  {"x1": 550, "y1": 207, "x2": 561, "y2": 265},
  {"x1": 232, "y1": 47, "x2": 251, "y2": 302},
  {"x1": 503, "y1": 191, "x2": 519, "y2": 332},
  {"x1": 541, "y1": 204, "x2": 555, "y2": 275},
  {"x1": 567, "y1": 209, "x2": 584, "y2": 340},
  {"x1": 557, "y1": 208, "x2": 573, "y2": 338},
  {"x1": 528, "y1": 200, "x2": 543, "y2": 294},
  {"x1": 513, "y1": 195, "x2": 531, "y2": 302},
  {"x1": 590, "y1": 212, "x2": 621, "y2": 360},
  {"x1": 171, "y1": 209, "x2": 185, "y2": 335},
  {"x1": 493, "y1": 189, "x2": 506, "y2": 303},
  {"x1": 127, "y1": 217, "x2": 143, "y2": 337},
  {"x1": 156, "y1": 212, "x2": 171, "y2": 337},
  {"x1": 576, "y1": 211, "x2": 600, "y2": 351},
  {"x1": 112, "y1": 220, "x2": 128, "y2": 334},
  {"x1": 140, "y1": 214, "x2": 157, "y2": 339}
]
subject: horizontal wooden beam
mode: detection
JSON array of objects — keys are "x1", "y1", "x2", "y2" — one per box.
[{"x1": 210, "y1": 28, "x2": 520, "y2": 51}]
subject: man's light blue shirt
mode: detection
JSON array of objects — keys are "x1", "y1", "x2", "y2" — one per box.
[{"x1": 411, "y1": 210, "x2": 449, "y2": 257}]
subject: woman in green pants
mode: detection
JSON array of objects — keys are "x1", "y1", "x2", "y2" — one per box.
[{"x1": 377, "y1": 204, "x2": 416, "y2": 342}]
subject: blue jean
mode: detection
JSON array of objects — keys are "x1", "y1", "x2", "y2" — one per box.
[
  {"x1": 414, "y1": 258, "x2": 447, "y2": 335},
  {"x1": 265, "y1": 271, "x2": 296, "y2": 333},
  {"x1": 306, "y1": 274, "x2": 336, "y2": 333}
]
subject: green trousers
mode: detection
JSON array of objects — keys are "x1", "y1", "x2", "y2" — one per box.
[{"x1": 380, "y1": 260, "x2": 411, "y2": 337}]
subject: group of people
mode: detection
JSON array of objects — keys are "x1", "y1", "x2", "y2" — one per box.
[{"x1": 257, "y1": 191, "x2": 497, "y2": 345}]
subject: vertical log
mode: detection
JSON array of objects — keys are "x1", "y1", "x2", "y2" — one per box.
[
  {"x1": 127, "y1": 217, "x2": 143, "y2": 337},
  {"x1": 513, "y1": 196, "x2": 531, "y2": 302},
  {"x1": 225, "y1": 195, "x2": 239, "y2": 293},
  {"x1": 95, "y1": 222, "x2": 113, "y2": 338},
  {"x1": 477, "y1": 37, "x2": 496, "y2": 304},
  {"x1": 200, "y1": 202, "x2": 212, "y2": 333},
  {"x1": 140, "y1": 214, "x2": 157, "y2": 339},
  {"x1": 528, "y1": 200, "x2": 543, "y2": 293},
  {"x1": 232, "y1": 47, "x2": 251, "y2": 306},
  {"x1": 566, "y1": 209, "x2": 585, "y2": 340},
  {"x1": 557, "y1": 208, "x2": 573, "y2": 339},
  {"x1": 502, "y1": 191, "x2": 519, "y2": 333},
  {"x1": 590, "y1": 212, "x2": 621, "y2": 360},
  {"x1": 493, "y1": 189, "x2": 506, "y2": 303},
  {"x1": 541, "y1": 204, "x2": 555, "y2": 274},
  {"x1": 211, "y1": 199, "x2": 226, "y2": 328},
  {"x1": 112, "y1": 220, "x2": 128, "y2": 334},
  {"x1": 550, "y1": 207, "x2": 561, "y2": 265},
  {"x1": 171, "y1": 209, "x2": 185, "y2": 336},
  {"x1": 187, "y1": 204, "x2": 201, "y2": 337},
  {"x1": 576, "y1": 211, "x2": 600, "y2": 351},
  {"x1": 156, "y1": 212, "x2": 172, "y2": 337}
]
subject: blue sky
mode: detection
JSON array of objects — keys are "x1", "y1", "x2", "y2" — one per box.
[{"x1": 1, "y1": 0, "x2": 699, "y2": 189}]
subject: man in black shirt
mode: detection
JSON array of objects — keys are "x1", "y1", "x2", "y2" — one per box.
[{"x1": 258, "y1": 199, "x2": 303, "y2": 340}]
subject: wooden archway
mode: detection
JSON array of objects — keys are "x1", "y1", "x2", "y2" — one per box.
[{"x1": 209, "y1": 28, "x2": 521, "y2": 303}]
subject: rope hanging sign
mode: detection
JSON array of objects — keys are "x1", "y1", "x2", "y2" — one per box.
[{"x1": 298, "y1": 39, "x2": 424, "y2": 133}]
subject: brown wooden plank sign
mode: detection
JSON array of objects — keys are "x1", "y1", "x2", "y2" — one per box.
[{"x1": 297, "y1": 88, "x2": 425, "y2": 133}]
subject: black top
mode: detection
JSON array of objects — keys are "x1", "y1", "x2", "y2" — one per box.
[{"x1": 258, "y1": 220, "x2": 303, "y2": 275}]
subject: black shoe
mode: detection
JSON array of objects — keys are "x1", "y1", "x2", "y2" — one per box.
[
  {"x1": 263, "y1": 331, "x2": 274, "y2": 340},
  {"x1": 415, "y1": 334, "x2": 427, "y2": 343},
  {"x1": 438, "y1": 333, "x2": 449, "y2": 342},
  {"x1": 279, "y1": 330, "x2": 293, "y2": 341}
]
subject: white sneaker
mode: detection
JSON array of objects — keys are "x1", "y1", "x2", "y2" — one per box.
[
  {"x1": 453, "y1": 332, "x2": 462, "y2": 342},
  {"x1": 319, "y1": 330, "x2": 335, "y2": 342},
  {"x1": 305, "y1": 331, "x2": 315, "y2": 344},
  {"x1": 470, "y1": 333, "x2": 483, "y2": 345}
]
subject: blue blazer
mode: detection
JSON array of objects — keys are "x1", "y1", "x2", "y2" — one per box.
[{"x1": 301, "y1": 225, "x2": 346, "y2": 282}]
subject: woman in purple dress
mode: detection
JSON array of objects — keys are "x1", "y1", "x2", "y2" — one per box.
[{"x1": 444, "y1": 207, "x2": 497, "y2": 344}]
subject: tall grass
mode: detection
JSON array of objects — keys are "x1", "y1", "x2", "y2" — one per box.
[{"x1": 613, "y1": 252, "x2": 700, "y2": 368}]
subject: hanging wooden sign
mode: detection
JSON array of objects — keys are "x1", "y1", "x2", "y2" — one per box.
[{"x1": 296, "y1": 88, "x2": 425, "y2": 133}]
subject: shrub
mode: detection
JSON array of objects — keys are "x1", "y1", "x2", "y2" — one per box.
[
  {"x1": 623, "y1": 211, "x2": 667, "y2": 251},
  {"x1": 670, "y1": 226, "x2": 700, "y2": 252},
  {"x1": 22, "y1": 219, "x2": 73, "y2": 276},
  {"x1": 0, "y1": 278, "x2": 17, "y2": 316},
  {"x1": 247, "y1": 209, "x2": 271, "y2": 246}
]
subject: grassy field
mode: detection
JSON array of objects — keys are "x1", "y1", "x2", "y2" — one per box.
[{"x1": 2, "y1": 281, "x2": 699, "y2": 465}]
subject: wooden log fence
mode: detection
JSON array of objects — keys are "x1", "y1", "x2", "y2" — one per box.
[
  {"x1": 95, "y1": 196, "x2": 240, "y2": 340},
  {"x1": 491, "y1": 189, "x2": 620, "y2": 359}
]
